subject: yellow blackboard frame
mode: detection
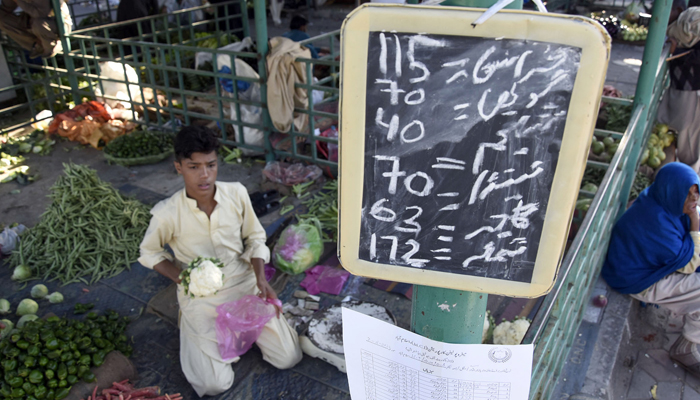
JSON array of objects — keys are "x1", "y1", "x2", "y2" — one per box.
[{"x1": 338, "y1": 4, "x2": 611, "y2": 298}]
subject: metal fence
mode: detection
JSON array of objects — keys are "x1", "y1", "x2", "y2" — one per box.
[
  {"x1": 1, "y1": 0, "x2": 340, "y2": 170},
  {"x1": 522, "y1": 1, "x2": 672, "y2": 396},
  {"x1": 0, "y1": 44, "x2": 75, "y2": 134}
]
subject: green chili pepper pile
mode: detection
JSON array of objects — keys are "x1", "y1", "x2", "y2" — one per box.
[
  {"x1": 297, "y1": 180, "x2": 338, "y2": 242},
  {"x1": 103, "y1": 130, "x2": 172, "y2": 159},
  {"x1": 0, "y1": 311, "x2": 132, "y2": 400},
  {"x1": 8, "y1": 163, "x2": 152, "y2": 285}
]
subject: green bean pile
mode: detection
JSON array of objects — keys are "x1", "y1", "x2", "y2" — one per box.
[
  {"x1": 9, "y1": 163, "x2": 151, "y2": 285},
  {"x1": 298, "y1": 180, "x2": 338, "y2": 242}
]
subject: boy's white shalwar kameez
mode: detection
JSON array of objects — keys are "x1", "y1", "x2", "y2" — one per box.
[{"x1": 139, "y1": 182, "x2": 302, "y2": 397}]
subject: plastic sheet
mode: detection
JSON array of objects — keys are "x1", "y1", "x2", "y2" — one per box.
[
  {"x1": 262, "y1": 162, "x2": 322, "y2": 186},
  {"x1": 215, "y1": 295, "x2": 281, "y2": 361},
  {"x1": 300, "y1": 265, "x2": 350, "y2": 295},
  {"x1": 272, "y1": 222, "x2": 324, "y2": 275},
  {"x1": 0, "y1": 224, "x2": 27, "y2": 255}
]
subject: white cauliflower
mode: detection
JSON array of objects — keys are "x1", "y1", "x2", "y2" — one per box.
[
  {"x1": 493, "y1": 318, "x2": 530, "y2": 345},
  {"x1": 181, "y1": 258, "x2": 224, "y2": 297}
]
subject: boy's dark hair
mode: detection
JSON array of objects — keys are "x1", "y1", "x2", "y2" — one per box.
[
  {"x1": 290, "y1": 15, "x2": 308, "y2": 31},
  {"x1": 174, "y1": 126, "x2": 220, "y2": 161}
]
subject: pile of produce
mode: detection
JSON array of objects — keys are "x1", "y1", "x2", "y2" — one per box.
[
  {"x1": 0, "y1": 286, "x2": 65, "y2": 326},
  {"x1": 1, "y1": 131, "x2": 55, "y2": 157},
  {"x1": 576, "y1": 167, "x2": 607, "y2": 212},
  {"x1": 590, "y1": 12, "x2": 622, "y2": 38},
  {"x1": 0, "y1": 154, "x2": 27, "y2": 185},
  {"x1": 293, "y1": 180, "x2": 338, "y2": 242},
  {"x1": 0, "y1": 311, "x2": 132, "y2": 400},
  {"x1": 492, "y1": 317, "x2": 531, "y2": 345},
  {"x1": 589, "y1": 135, "x2": 620, "y2": 163},
  {"x1": 8, "y1": 163, "x2": 152, "y2": 285},
  {"x1": 640, "y1": 123, "x2": 674, "y2": 170},
  {"x1": 601, "y1": 102, "x2": 633, "y2": 133},
  {"x1": 29, "y1": 74, "x2": 89, "y2": 113},
  {"x1": 590, "y1": 11, "x2": 649, "y2": 42},
  {"x1": 82, "y1": 380, "x2": 182, "y2": 400},
  {"x1": 103, "y1": 129, "x2": 173, "y2": 161},
  {"x1": 620, "y1": 22, "x2": 648, "y2": 42},
  {"x1": 0, "y1": 131, "x2": 56, "y2": 184},
  {"x1": 629, "y1": 171, "x2": 653, "y2": 201},
  {"x1": 193, "y1": 32, "x2": 232, "y2": 49}
]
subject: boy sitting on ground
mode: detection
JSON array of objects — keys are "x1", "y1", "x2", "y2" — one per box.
[{"x1": 139, "y1": 126, "x2": 302, "y2": 397}]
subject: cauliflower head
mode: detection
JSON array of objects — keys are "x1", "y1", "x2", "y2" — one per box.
[
  {"x1": 493, "y1": 318, "x2": 530, "y2": 345},
  {"x1": 188, "y1": 259, "x2": 224, "y2": 297}
]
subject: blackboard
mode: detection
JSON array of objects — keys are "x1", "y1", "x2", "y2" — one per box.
[{"x1": 358, "y1": 32, "x2": 582, "y2": 283}]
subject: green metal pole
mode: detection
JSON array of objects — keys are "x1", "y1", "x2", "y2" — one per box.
[
  {"x1": 52, "y1": 0, "x2": 80, "y2": 107},
  {"x1": 617, "y1": 0, "x2": 673, "y2": 213},
  {"x1": 253, "y1": 0, "x2": 275, "y2": 162},
  {"x1": 411, "y1": 0, "x2": 522, "y2": 344},
  {"x1": 412, "y1": 286, "x2": 488, "y2": 343}
]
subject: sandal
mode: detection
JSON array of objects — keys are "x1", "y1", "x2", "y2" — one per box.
[
  {"x1": 252, "y1": 199, "x2": 281, "y2": 217},
  {"x1": 250, "y1": 190, "x2": 279, "y2": 205},
  {"x1": 670, "y1": 335, "x2": 700, "y2": 378}
]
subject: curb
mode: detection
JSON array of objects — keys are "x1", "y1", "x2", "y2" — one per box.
[
  {"x1": 552, "y1": 277, "x2": 633, "y2": 400},
  {"x1": 579, "y1": 289, "x2": 633, "y2": 400}
]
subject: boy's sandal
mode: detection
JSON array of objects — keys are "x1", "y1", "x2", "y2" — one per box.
[
  {"x1": 250, "y1": 190, "x2": 279, "y2": 205},
  {"x1": 253, "y1": 200, "x2": 281, "y2": 217}
]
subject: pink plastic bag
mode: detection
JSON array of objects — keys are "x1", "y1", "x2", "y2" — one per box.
[
  {"x1": 300, "y1": 265, "x2": 350, "y2": 295},
  {"x1": 215, "y1": 295, "x2": 282, "y2": 361}
]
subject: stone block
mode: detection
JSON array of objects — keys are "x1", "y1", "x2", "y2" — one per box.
[
  {"x1": 683, "y1": 386, "x2": 700, "y2": 400},
  {"x1": 626, "y1": 368, "x2": 657, "y2": 399},
  {"x1": 656, "y1": 381, "x2": 682, "y2": 400}
]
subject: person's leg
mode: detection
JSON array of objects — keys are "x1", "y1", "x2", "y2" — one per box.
[
  {"x1": 657, "y1": 89, "x2": 700, "y2": 172},
  {"x1": 255, "y1": 315, "x2": 303, "y2": 369},
  {"x1": 176, "y1": 268, "x2": 255, "y2": 396},
  {"x1": 180, "y1": 329, "x2": 235, "y2": 397},
  {"x1": 632, "y1": 272, "x2": 700, "y2": 376},
  {"x1": 632, "y1": 272, "x2": 700, "y2": 341}
]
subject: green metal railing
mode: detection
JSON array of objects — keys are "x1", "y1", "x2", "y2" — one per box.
[
  {"x1": 522, "y1": 0, "x2": 673, "y2": 397},
  {"x1": 0, "y1": 43, "x2": 75, "y2": 134},
  {"x1": 66, "y1": 0, "x2": 118, "y2": 29},
  {"x1": 1, "y1": 0, "x2": 340, "y2": 169}
]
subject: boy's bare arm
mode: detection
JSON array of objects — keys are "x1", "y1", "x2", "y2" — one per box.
[
  {"x1": 154, "y1": 259, "x2": 182, "y2": 284},
  {"x1": 252, "y1": 257, "x2": 282, "y2": 317}
]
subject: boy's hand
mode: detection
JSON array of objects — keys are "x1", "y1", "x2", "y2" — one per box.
[{"x1": 257, "y1": 278, "x2": 282, "y2": 318}]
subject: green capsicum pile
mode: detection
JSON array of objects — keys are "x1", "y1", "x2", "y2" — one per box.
[{"x1": 0, "y1": 311, "x2": 132, "y2": 400}]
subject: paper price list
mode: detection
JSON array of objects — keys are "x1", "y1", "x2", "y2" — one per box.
[{"x1": 360, "y1": 350, "x2": 511, "y2": 400}]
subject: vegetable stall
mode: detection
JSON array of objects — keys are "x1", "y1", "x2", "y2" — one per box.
[{"x1": 0, "y1": 0, "x2": 684, "y2": 398}]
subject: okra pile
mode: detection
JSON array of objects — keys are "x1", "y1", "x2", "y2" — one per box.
[
  {"x1": 103, "y1": 130, "x2": 172, "y2": 159},
  {"x1": 0, "y1": 311, "x2": 132, "y2": 400},
  {"x1": 298, "y1": 180, "x2": 338, "y2": 242},
  {"x1": 8, "y1": 163, "x2": 152, "y2": 285}
]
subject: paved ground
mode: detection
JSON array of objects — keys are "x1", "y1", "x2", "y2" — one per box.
[
  {"x1": 548, "y1": 28, "x2": 700, "y2": 400},
  {"x1": 554, "y1": 279, "x2": 700, "y2": 400}
]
